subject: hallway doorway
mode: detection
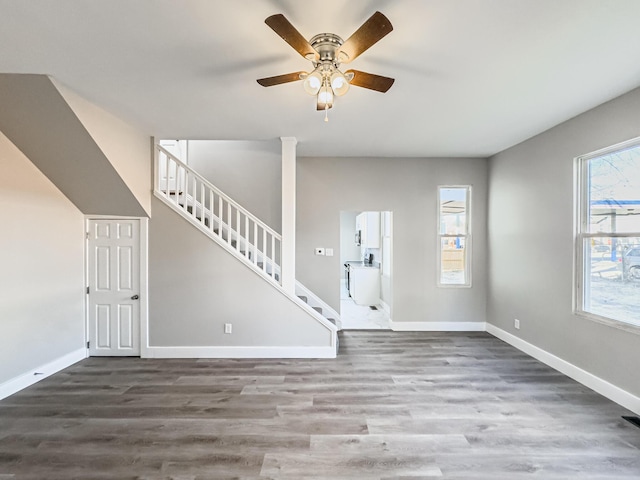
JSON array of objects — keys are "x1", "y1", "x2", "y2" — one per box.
[{"x1": 340, "y1": 210, "x2": 393, "y2": 329}]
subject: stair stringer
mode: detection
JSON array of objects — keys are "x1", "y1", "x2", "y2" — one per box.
[
  {"x1": 296, "y1": 281, "x2": 342, "y2": 330},
  {"x1": 153, "y1": 190, "x2": 339, "y2": 353}
]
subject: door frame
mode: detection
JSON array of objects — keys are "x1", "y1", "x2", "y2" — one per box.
[{"x1": 84, "y1": 216, "x2": 149, "y2": 357}]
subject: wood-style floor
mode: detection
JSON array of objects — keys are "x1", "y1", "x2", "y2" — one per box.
[{"x1": 1, "y1": 331, "x2": 639, "y2": 479}]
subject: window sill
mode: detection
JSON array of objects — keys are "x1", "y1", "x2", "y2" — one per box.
[{"x1": 575, "y1": 310, "x2": 640, "y2": 336}]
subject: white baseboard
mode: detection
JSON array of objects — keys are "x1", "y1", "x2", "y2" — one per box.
[
  {"x1": 390, "y1": 320, "x2": 486, "y2": 332},
  {"x1": 379, "y1": 300, "x2": 391, "y2": 316},
  {"x1": 144, "y1": 345, "x2": 337, "y2": 359},
  {"x1": 0, "y1": 348, "x2": 87, "y2": 401},
  {"x1": 486, "y1": 323, "x2": 640, "y2": 415}
]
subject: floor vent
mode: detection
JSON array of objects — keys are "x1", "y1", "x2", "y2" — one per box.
[
  {"x1": 622, "y1": 416, "x2": 640, "y2": 429},
  {"x1": 369, "y1": 305, "x2": 378, "y2": 310}
]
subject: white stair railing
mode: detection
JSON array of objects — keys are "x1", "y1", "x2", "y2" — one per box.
[{"x1": 155, "y1": 145, "x2": 282, "y2": 284}]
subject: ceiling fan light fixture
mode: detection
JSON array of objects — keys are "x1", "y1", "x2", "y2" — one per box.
[
  {"x1": 318, "y1": 79, "x2": 334, "y2": 107},
  {"x1": 303, "y1": 67, "x2": 323, "y2": 95},
  {"x1": 330, "y1": 70, "x2": 350, "y2": 96}
]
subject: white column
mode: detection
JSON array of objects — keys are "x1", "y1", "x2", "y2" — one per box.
[{"x1": 281, "y1": 137, "x2": 297, "y2": 294}]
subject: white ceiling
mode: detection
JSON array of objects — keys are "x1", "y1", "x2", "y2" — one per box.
[{"x1": 2, "y1": 0, "x2": 640, "y2": 158}]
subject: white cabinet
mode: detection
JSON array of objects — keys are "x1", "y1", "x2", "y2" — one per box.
[
  {"x1": 348, "y1": 268, "x2": 356, "y2": 298},
  {"x1": 356, "y1": 212, "x2": 380, "y2": 248},
  {"x1": 350, "y1": 265, "x2": 380, "y2": 306}
]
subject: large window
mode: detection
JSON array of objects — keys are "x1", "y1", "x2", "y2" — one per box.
[
  {"x1": 438, "y1": 186, "x2": 471, "y2": 287},
  {"x1": 576, "y1": 139, "x2": 640, "y2": 327}
]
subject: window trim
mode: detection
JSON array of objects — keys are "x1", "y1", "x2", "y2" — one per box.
[
  {"x1": 574, "y1": 136, "x2": 640, "y2": 332},
  {"x1": 437, "y1": 185, "x2": 472, "y2": 288}
]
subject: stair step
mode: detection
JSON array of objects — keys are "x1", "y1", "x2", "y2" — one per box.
[
  {"x1": 192, "y1": 215, "x2": 209, "y2": 227},
  {"x1": 312, "y1": 306, "x2": 322, "y2": 314},
  {"x1": 214, "y1": 230, "x2": 229, "y2": 241},
  {"x1": 179, "y1": 204, "x2": 210, "y2": 227},
  {"x1": 326, "y1": 318, "x2": 336, "y2": 325},
  {"x1": 298, "y1": 295, "x2": 308, "y2": 303},
  {"x1": 208, "y1": 227, "x2": 246, "y2": 256}
]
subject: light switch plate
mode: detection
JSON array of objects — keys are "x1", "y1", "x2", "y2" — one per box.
[
  {"x1": 315, "y1": 247, "x2": 325, "y2": 255},
  {"x1": 325, "y1": 248, "x2": 334, "y2": 256}
]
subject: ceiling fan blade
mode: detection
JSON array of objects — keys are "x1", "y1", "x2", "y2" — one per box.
[
  {"x1": 345, "y1": 70, "x2": 394, "y2": 93},
  {"x1": 257, "y1": 71, "x2": 307, "y2": 87},
  {"x1": 336, "y1": 11, "x2": 393, "y2": 64},
  {"x1": 265, "y1": 14, "x2": 319, "y2": 61}
]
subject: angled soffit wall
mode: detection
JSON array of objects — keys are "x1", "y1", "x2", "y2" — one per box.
[{"x1": 0, "y1": 74, "x2": 147, "y2": 217}]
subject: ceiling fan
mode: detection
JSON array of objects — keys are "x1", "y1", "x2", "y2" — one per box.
[{"x1": 257, "y1": 11, "x2": 394, "y2": 121}]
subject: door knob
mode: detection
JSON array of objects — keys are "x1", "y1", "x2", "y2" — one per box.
[{"x1": 131, "y1": 294, "x2": 139, "y2": 300}]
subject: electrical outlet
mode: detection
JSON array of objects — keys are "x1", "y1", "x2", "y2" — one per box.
[
  {"x1": 325, "y1": 248, "x2": 334, "y2": 256},
  {"x1": 315, "y1": 247, "x2": 325, "y2": 255},
  {"x1": 224, "y1": 323, "x2": 232, "y2": 334},
  {"x1": 514, "y1": 319, "x2": 520, "y2": 330}
]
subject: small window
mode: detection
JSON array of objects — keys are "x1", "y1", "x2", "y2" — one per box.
[
  {"x1": 576, "y1": 139, "x2": 640, "y2": 327},
  {"x1": 438, "y1": 186, "x2": 471, "y2": 286}
]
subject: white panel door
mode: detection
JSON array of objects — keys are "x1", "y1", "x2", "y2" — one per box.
[{"x1": 88, "y1": 219, "x2": 140, "y2": 356}]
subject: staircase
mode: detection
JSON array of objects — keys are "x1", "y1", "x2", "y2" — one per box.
[
  {"x1": 296, "y1": 283, "x2": 341, "y2": 329},
  {"x1": 154, "y1": 144, "x2": 340, "y2": 347}
]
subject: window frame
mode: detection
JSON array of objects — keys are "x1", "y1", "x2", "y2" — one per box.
[
  {"x1": 437, "y1": 185, "x2": 472, "y2": 288},
  {"x1": 574, "y1": 137, "x2": 640, "y2": 332}
]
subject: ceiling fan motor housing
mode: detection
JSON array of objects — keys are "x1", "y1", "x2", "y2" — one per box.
[{"x1": 309, "y1": 33, "x2": 345, "y2": 66}]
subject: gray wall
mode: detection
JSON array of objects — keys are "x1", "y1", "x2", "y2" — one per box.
[
  {"x1": 0, "y1": 132, "x2": 85, "y2": 385},
  {"x1": 297, "y1": 157, "x2": 488, "y2": 324},
  {"x1": 187, "y1": 140, "x2": 282, "y2": 232},
  {"x1": 488, "y1": 86, "x2": 640, "y2": 397},
  {"x1": 149, "y1": 196, "x2": 330, "y2": 347}
]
